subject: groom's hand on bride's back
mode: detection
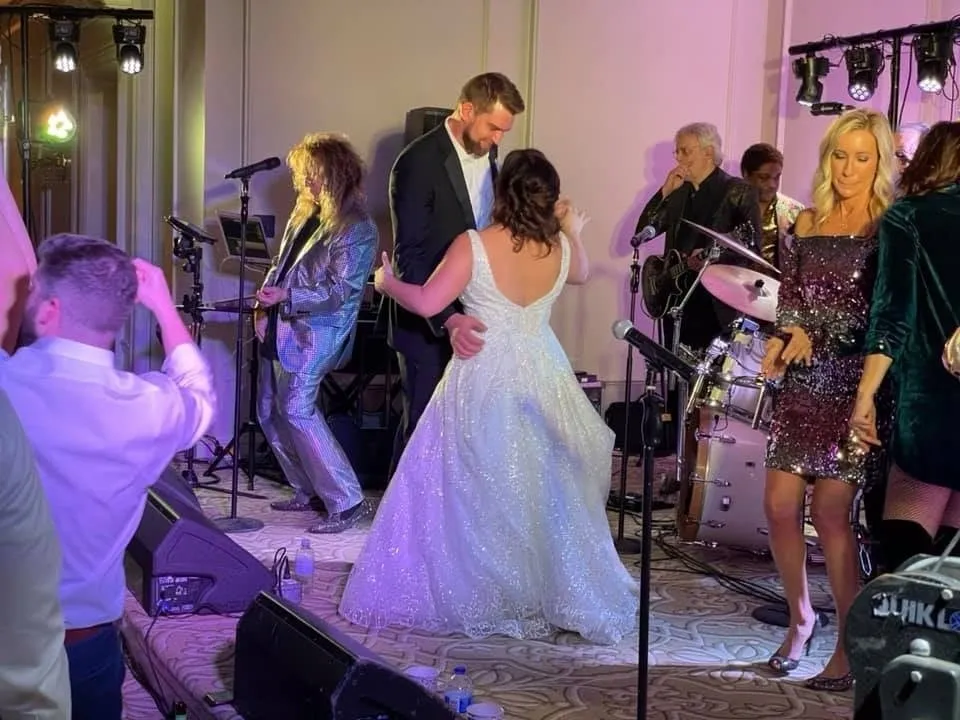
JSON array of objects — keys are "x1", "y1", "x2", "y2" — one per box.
[{"x1": 444, "y1": 313, "x2": 486, "y2": 359}]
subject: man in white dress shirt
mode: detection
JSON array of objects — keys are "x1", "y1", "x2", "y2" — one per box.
[
  {"x1": 386, "y1": 72, "x2": 524, "y2": 477},
  {"x1": 0, "y1": 234, "x2": 216, "y2": 720},
  {"x1": 0, "y1": 390, "x2": 71, "y2": 720}
]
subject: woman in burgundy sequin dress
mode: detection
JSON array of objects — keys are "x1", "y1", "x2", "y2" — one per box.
[{"x1": 760, "y1": 109, "x2": 897, "y2": 692}]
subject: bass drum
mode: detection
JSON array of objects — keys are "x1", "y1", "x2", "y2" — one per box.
[{"x1": 676, "y1": 408, "x2": 770, "y2": 550}]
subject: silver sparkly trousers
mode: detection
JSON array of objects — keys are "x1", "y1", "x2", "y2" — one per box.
[{"x1": 257, "y1": 356, "x2": 363, "y2": 514}]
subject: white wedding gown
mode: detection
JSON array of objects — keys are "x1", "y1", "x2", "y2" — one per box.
[{"x1": 338, "y1": 230, "x2": 638, "y2": 644}]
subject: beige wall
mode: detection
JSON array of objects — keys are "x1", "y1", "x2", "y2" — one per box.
[{"x1": 170, "y1": 0, "x2": 793, "y2": 435}]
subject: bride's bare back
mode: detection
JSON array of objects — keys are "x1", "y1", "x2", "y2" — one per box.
[{"x1": 477, "y1": 225, "x2": 577, "y2": 307}]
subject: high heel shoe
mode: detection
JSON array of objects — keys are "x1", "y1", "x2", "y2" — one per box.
[
  {"x1": 804, "y1": 672, "x2": 854, "y2": 692},
  {"x1": 767, "y1": 620, "x2": 818, "y2": 675}
]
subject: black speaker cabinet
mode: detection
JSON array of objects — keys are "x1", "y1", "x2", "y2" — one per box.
[
  {"x1": 404, "y1": 107, "x2": 452, "y2": 145},
  {"x1": 125, "y1": 469, "x2": 273, "y2": 616},
  {"x1": 234, "y1": 592, "x2": 457, "y2": 720}
]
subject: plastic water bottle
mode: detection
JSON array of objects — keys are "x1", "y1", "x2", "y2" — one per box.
[
  {"x1": 443, "y1": 666, "x2": 473, "y2": 713},
  {"x1": 293, "y1": 538, "x2": 314, "y2": 588}
]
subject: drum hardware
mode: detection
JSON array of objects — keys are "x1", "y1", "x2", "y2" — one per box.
[
  {"x1": 694, "y1": 429, "x2": 737, "y2": 443},
  {"x1": 751, "y1": 383, "x2": 769, "y2": 430},
  {"x1": 687, "y1": 473, "x2": 731, "y2": 488}
]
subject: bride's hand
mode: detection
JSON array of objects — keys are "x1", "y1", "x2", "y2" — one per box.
[
  {"x1": 374, "y1": 251, "x2": 394, "y2": 293},
  {"x1": 556, "y1": 197, "x2": 589, "y2": 237}
]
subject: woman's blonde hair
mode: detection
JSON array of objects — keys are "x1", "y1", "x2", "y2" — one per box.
[
  {"x1": 810, "y1": 108, "x2": 896, "y2": 228},
  {"x1": 286, "y1": 132, "x2": 365, "y2": 226}
]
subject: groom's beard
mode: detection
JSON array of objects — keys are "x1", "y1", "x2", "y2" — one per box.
[{"x1": 461, "y1": 129, "x2": 486, "y2": 158}]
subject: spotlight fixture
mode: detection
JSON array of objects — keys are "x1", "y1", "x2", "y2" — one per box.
[
  {"x1": 112, "y1": 23, "x2": 146, "y2": 75},
  {"x1": 914, "y1": 32, "x2": 955, "y2": 93},
  {"x1": 845, "y1": 46, "x2": 883, "y2": 102},
  {"x1": 35, "y1": 104, "x2": 77, "y2": 144},
  {"x1": 49, "y1": 19, "x2": 80, "y2": 73},
  {"x1": 793, "y1": 54, "x2": 830, "y2": 106}
]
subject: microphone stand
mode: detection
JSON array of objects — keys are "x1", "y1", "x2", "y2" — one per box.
[
  {"x1": 635, "y1": 366, "x2": 663, "y2": 720},
  {"x1": 214, "y1": 174, "x2": 264, "y2": 535},
  {"x1": 613, "y1": 239, "x2": 646, "y2": 555}
]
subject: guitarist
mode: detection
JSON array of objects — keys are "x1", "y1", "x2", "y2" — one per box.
[{"x1": 635, "y1": 122, "x2": 761, "y2": 353}]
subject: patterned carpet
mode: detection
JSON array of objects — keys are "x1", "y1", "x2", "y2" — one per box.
[{"x1": 119, "y1": 455, "x2": 855, "y2": 720}]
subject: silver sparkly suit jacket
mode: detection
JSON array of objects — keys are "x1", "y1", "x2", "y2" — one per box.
[{"x1": 263, "y1": 211, "x2": 378, "y2": 374}]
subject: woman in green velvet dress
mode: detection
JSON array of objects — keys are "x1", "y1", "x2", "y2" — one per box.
[{"x1": 851, "y1": 121, "x2": 960, "y2": 571}]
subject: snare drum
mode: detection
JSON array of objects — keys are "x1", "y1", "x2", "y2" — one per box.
[
  {"x1": 676, "y1": 408, "x2": 770, "y2": 550},
  {"x1": 698, "y1": 326, "x2": 774, "y2": 427}
]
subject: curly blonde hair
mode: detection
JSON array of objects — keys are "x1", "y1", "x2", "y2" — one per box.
[
  {"x1": 810, "y1": 109, "x2": 896, "y2": 228},
  {"x1": 287, "y1": 132, "x2": 365, "y2": 226}
]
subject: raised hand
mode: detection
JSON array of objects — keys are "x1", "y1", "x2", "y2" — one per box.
[{"x1": 556, "y1": 197, "x2": 590, "y2": 237}]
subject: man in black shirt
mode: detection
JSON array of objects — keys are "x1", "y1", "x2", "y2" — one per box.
[{"x1": 635, "y1": 122, "x2": 761, "y2": 352}]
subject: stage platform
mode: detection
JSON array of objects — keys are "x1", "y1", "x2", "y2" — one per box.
[{"x1": 119, "y1": 456, "x2": 854, "y2": 720}]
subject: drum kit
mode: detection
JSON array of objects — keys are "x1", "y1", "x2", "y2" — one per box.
[{"x1": 665, "y1": 220, "x2": 783, "y2": 552}]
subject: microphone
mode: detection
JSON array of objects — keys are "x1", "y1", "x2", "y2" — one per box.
[
  {"x1": 224, "y1": 156, "x2": 282, "y2": 180},
  {"x1": 630, "y1": 205, "x2": 667, "y2": 248},
  {"x1": 611, "y1": 319, "x2": 694, "y2": 382},
  {"x1": 631, "y1": 224, "x2": 659, "y2": 248},
  {"x1": 164, "y1": 215, "x2": 216, "y2": 244}
]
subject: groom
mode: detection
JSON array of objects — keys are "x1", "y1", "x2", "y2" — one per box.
[{"x1": 387, "y1": 72, "x2": 525, "y2": 476}]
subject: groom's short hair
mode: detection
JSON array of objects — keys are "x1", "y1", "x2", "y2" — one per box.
[{"x1": 459, "y1": 73, "x2": 525, "y2": 116}]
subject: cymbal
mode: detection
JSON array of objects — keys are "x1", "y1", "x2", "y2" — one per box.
[
  {"x1": 701, "y1": 264, "x2": 780, "y2": 323},
  {"x1": 680, "y1": 219, "x2": 780, "y2": 275}
]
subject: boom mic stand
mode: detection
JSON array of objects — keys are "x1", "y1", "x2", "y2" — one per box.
[
  {"x1": 613, "y1": 236, "x2": 649, "y2": 555},
  {"x1": 216, "y1": 172, "x2": 265, "y2": 535}
]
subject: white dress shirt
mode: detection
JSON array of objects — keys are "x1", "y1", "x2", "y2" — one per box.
[
  {"x1": 445, "y1": 118, "x2": 495, "y2": 230},
  {"x1": 0, "y1": 390, "x2": 71, "y2": 720},
  {"x1": 0, "y1": 337, "x2": 216, "y2": 629}
]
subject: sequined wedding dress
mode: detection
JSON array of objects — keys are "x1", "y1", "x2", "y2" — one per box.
[{"x1": 338, "y1": 230, "x2": 638, "y2": 645}]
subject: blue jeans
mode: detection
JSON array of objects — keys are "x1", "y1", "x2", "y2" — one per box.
[{"x1": 65, "y1": 624, "x2": 124, "y2": 720}]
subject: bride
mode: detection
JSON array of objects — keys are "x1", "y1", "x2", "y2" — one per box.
[{"x1": 338, "y1": 148, "x2": 637, "y2": 645}]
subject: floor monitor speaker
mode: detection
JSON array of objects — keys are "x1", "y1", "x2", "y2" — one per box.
[
  {"x1": 234, "y1": 591, "x2": 457, "y2": 720},
  {"x1": 125, "y1": 467, "x2": 274, "y2": 616}
]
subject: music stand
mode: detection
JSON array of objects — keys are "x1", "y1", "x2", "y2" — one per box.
[{"x1": 218, "y1": 212, "x2": 272, "y2": 264}]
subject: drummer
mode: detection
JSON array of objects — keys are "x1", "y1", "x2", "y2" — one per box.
[{"x1": 739, "y1": 143, "x2": 804, "y2": 272}]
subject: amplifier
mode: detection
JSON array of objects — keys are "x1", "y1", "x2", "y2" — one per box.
[{"x1": 576, "y1": 372, "x2": 602, "y2": 415}]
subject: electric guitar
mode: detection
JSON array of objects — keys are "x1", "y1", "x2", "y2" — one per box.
[
  {"x1": 641, "y1": 249, "x2": 695, "y2": 319},
  {"x1": 641, "y1": 222, "x2": 756, "y2": 319}
]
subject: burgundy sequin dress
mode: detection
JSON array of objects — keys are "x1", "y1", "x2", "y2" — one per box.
[{"x1": 765, "y1": 234, "x2": 879, "y2": 484}]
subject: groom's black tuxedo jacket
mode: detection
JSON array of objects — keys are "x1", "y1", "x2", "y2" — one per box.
[{"x1": 385, "y1": 123, "x2": 499, "y2": 354}]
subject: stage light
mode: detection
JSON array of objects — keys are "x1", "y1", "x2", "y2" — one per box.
[
  {"x1": 49, "y1": 19, "x2": 80, "y2": 73},
  {"x1": 36, "y1": 105, "x2": 77, "y2": 144},
  {"x1": 793, "y1": 54, "x2": 830, "y2": 106},
  {"x1": 113, "y1": 23, "x2": 145, "y2": 75},
  {"x1": 845, "y1": 46, "x2": 883, "y2": 102},
  {"x1": 914, "y1": 32, "x2": 955, "y2": 93}
]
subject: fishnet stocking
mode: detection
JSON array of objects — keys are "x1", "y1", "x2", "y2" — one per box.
[{"x1": 884, "y1": 463, "x2": 960, "y2": 537}]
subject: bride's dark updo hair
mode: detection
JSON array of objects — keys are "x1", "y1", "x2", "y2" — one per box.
[{"x1": 491, "y1": 149, "x2": 561, "y2": 252}]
